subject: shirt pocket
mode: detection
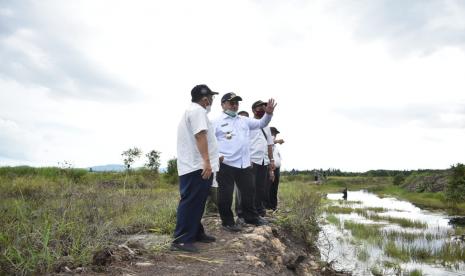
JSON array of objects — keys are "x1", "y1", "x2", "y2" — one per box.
[{"x1": 218, "y1": 124, "x2": 234, "y2": 139}]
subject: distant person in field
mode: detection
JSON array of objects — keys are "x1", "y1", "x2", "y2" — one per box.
[
  {"x1": 268, "y1": 126, "x2": 284, "y2": 211},
  {"x1": 213, "y1": 93, "x2": 277, "y2": 232},
  {"x1": 172, "y1": 84, "x2": 219, "y2": 253}
]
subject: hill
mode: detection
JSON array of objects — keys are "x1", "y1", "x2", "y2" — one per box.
[{"x1": 88, "y1": 164, "x2": 126, "y2": 172}]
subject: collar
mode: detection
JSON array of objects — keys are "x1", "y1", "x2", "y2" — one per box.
[
  {"x1": 221, "y1": 111, "x2": 236, "y2": 119},
  {"x1": 191, "y1": 102, "x2": 208, "y2": 113}
]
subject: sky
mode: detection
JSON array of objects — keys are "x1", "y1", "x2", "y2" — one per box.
[{"x1": 1, "y1": 0, "x2": 465, "y2": 172}]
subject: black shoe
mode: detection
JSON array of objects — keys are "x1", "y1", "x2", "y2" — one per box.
[
  {"x1": 170, "y1": 242, "x2": 199, "y2": 253},
  {"x1": 246, "y1": 217, "x2": 269, "y2": 226},
  {"x1": 222, "y1": 224, "x2": 242, "y2": 232},
  {"x1": 236, "y1": 217, "x2": 246, "y2": 226},
  {"x1": 197, "y1": 233, "x2": 216, "y2": 243}
]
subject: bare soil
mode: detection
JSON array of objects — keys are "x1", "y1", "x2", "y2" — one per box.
[{"x1": 54, "y1": 214, "x2": 349, "y2": 276}]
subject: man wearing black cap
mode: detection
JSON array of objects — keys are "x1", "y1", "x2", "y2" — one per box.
[
  {"x1": 213, "y1": 93, "x2": 277, "y2": 232},
  {"x1": 248, "y1": 100, "x2": 275, "y2": 217},
  {"x1": 172, "y1": 84, "x2": 219, "y2": 253}
]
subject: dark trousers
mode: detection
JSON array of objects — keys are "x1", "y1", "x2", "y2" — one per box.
[
  {"x1": 217, "y1": 163, "x2": 259, "y2": 226},
  {"x1": 234, "y1": 184, "x2": 241, "y2": 217},
  {"x1": 205, "y1": 186, "x2": 218, "y2": 213},
  {"x1": 252, "y1": 162, "x2": 268, "y2": 216},
  {"x1": 268, "y1": 167, "x2": 281, "y2": 210},
  {"x1": 173, "y1": 170, "x2": 212, "y2": 243}
]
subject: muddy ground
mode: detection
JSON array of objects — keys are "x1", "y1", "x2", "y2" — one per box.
[{"x1": 54, "y1": 214, "x2": 349, "y2": 276}]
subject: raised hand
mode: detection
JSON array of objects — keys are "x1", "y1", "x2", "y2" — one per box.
[{"x1": 265, "y1": 98, "x2": 277, "y2": 114}]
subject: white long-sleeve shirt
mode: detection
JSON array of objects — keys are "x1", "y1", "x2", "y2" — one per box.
[
  {"x1": 273, "y1": 143, "x2": 282, "y2": 168},
  {"x1": 249, "y1": 126, "x2": 273, "y2": 165},
  {"x1": 213, "y1": 112, "x2": 272, "y2": 168}
]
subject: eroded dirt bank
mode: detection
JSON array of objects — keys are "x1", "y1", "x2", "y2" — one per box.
[{"x1": 54, "y1": 214, "x2": 349, "y2": 276}]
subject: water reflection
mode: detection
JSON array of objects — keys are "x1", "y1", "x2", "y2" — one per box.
[{"x1": 319, "y1": 190, "x2": 465, "y2": 276}]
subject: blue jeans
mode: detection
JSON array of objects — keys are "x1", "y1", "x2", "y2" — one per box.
[{"x1": 173, "y1": 169, "x2": 212, "y2": 243}]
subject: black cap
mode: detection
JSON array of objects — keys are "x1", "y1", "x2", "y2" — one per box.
[
  {"x1": 221, "y1": 92, "x2": 243, "y2": 103},
  {"x1": 191, "y1": 84, "x2": 219, "y2": 99},
  {"x1": 252, "y1": 100, "x2": 267, "y2": 109},
  {"x1": 270, "y1": 127, "x2": 280, "y2": 134}
]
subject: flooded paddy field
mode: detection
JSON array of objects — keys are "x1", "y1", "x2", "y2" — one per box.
[{"x1": 318, "y1": 190, "x2": 465, "y2": 276}]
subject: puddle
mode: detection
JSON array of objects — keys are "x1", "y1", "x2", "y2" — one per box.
[{"x1": 319, "y1": 190, "x2": 465, "y2": 275}]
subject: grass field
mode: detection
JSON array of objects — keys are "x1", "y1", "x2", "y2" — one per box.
[
  {"x1": 2, "y1": 168, "x2": 462, "y2": 274},
  {"x1": 281, "y1": 175, "x2": 465, "y2": 214},
  {"x1": 0, "y1": 167, "x2": 178, "y2": 275},
  {"x1": 0, "y1": 166, "x2": 323, "y2": 275}
]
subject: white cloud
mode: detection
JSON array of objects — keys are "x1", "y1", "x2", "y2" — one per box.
[
  {"x1": 332, "y1": 0, "x2": 465, "y2": 56},
  {"x1": 1, "y1": 0, "x2": 464, "y2": 171},
  {"x1": 0, "y1": 0, "x2": 139, "y2": 102},
  {"x1": 336, "y1": 102, "x2": 465, "y2": 129},
  {"x1": 0, "y1": 117, "x2": 32, "y2": 161}
]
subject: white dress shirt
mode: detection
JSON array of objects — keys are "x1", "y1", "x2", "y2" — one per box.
[
  {"x1": 213, "y1": 112, "x2": 272, "y2": 169},
  {"x1": 272, "y1": 142, "x2": 282, "y2": 168},
  {"x1": 177, "y1": 102, "x2": 219, "y2": 176},
  {"x1": 250, "y1": 126, "x2": 274, "y2": 165}
]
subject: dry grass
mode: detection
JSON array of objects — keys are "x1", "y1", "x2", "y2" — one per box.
[{"x1": 0, "y1": 167, "x2": 177, "y2": 275}]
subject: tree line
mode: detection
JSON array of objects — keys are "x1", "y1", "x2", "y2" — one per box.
[
  {"x1": 281, "y1": 168, "x2": 445, "y2": 177},
  {"x1": 120, "y1": 147, "x2": 178, "y2": 184},
  {"x1": 281, "y1": 164, "x2": 465, "y2": 206}
]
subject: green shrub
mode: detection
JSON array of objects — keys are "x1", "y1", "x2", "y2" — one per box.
[
  {"x1": 277, "y1": 184, "x2": 321, "y2": 249},
  {"x1": 446, "y1": 163, "x2": 465, "y2": 205},
  {"x1": 393, "y1": 174, "x2": 405, "y2": 186},
  {"x1": 165, "y1": 158, "x2": 178, "y2": 184}
]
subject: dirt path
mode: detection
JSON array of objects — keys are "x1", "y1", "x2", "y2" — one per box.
[{"x1": 56, "y1": 214, "x2": 348, "y2": 276}]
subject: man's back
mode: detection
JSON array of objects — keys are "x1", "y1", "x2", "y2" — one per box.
[{"x1": 177, "y1": 103, "x2": 218, "y2": 176}]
